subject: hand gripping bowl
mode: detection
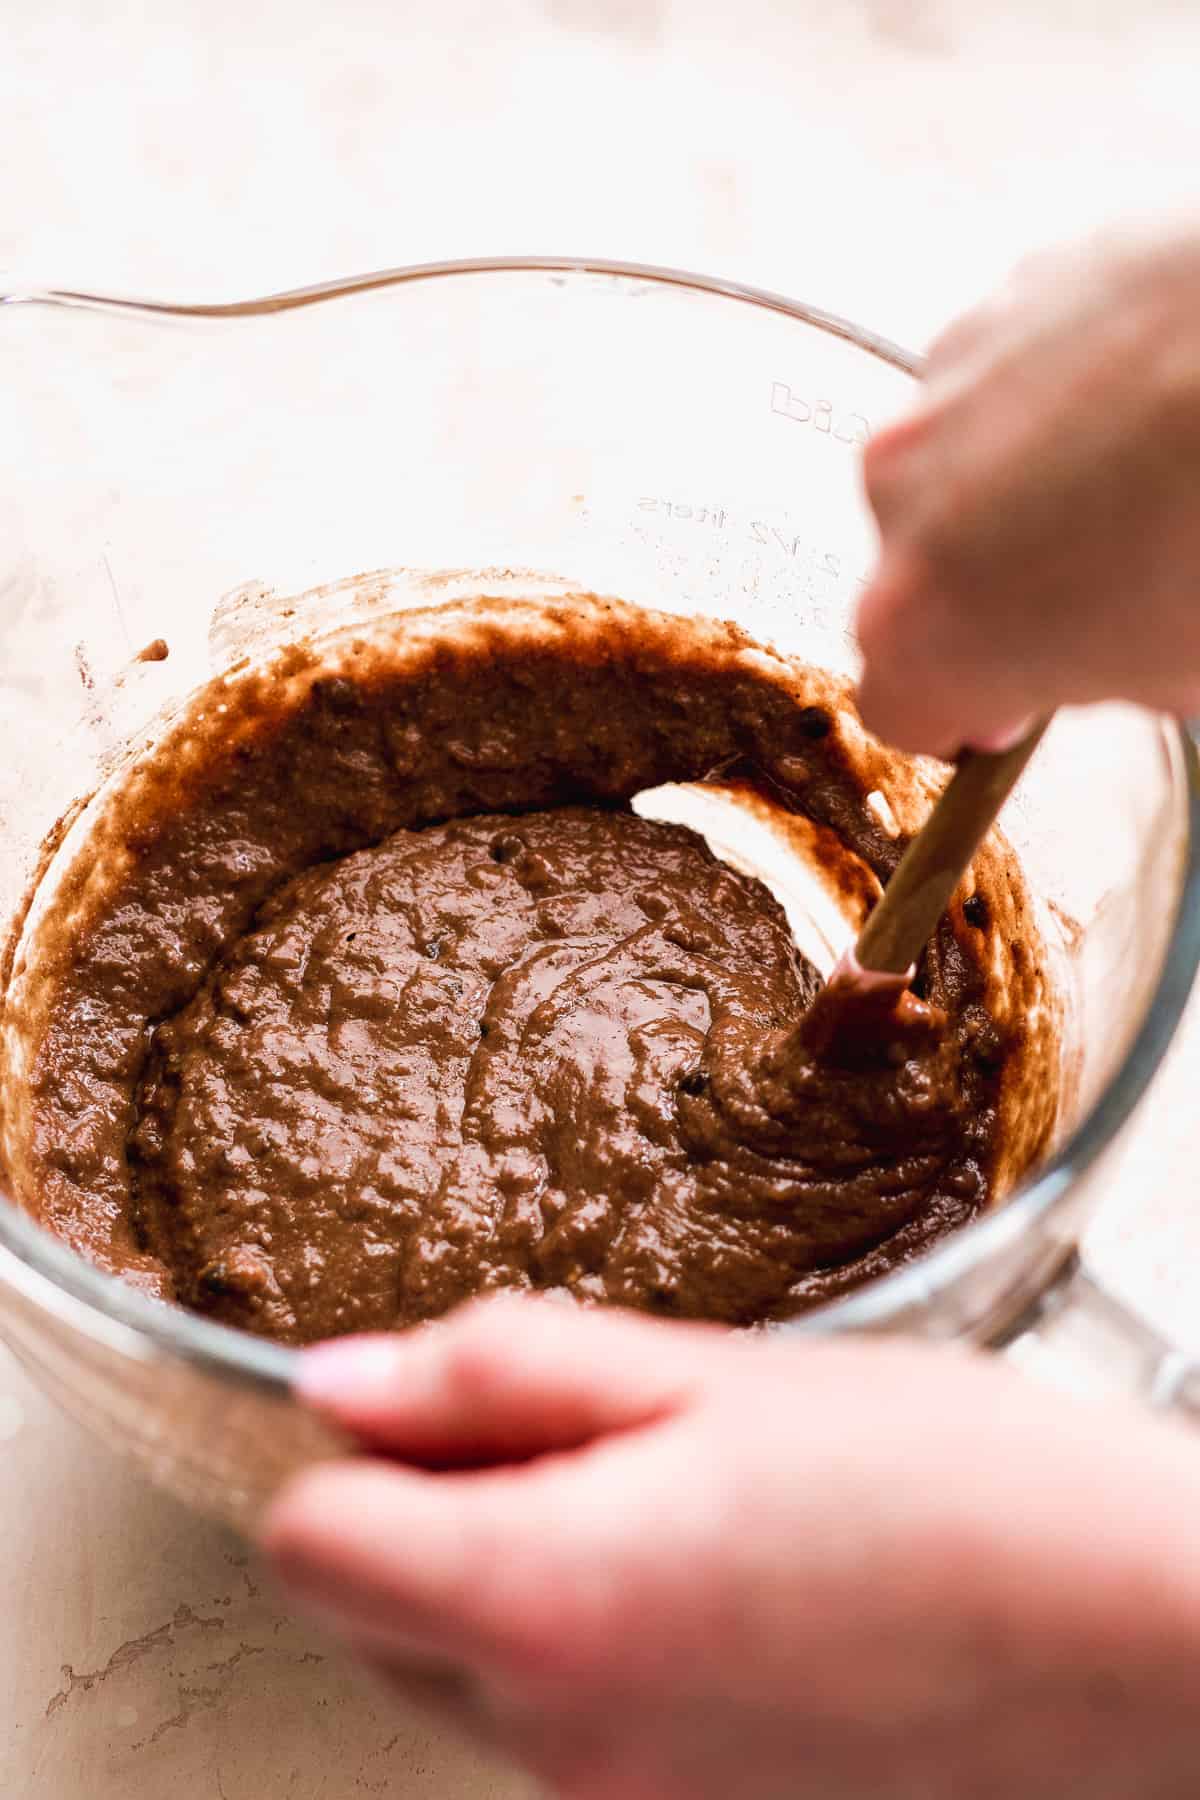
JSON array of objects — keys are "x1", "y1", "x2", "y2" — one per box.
[{"x1": 1, "y1": 259, "x2": 1199, "y2": 1527}]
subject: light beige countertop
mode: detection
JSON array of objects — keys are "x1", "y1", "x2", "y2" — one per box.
[{"x1": 4, "y1": 2, "x2": 1200, "y2": 1794}]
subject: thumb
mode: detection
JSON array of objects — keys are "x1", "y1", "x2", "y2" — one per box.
[
  {"x1": 295, "y1": 1294, "x2": 722, "y2": 1466},
  {"x1": 855, "y1": 553, "x2": 1038, "y2": 756}
]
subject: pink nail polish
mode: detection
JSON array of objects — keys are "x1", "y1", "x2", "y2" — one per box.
[{"x1": 297, "y1": 1336, "x2": 404, "y2": 1406}]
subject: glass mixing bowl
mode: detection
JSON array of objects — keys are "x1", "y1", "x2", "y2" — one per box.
[{"x1": 1, "y1": 259, "x2": 1199, "y2": 1526}]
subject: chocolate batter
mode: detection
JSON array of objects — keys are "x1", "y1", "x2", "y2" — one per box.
[{"x1": 1, "y1": 592, "x2": 1058, "y2": 1344}]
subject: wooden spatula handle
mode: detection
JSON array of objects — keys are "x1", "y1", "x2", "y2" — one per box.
[{"x1": 854, "y1": 722, "x2": 1049, "y2": 976}]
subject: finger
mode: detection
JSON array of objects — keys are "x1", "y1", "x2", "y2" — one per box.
[
  {"x1": 296, "y1": 1294, "x2": 721, "y2": 1465},
  {"x1": 854, "y1": 556, "x2": 967, "y2": 756},
  {"x1": 275, "y1": 1573, "x2": 468, "y2": 1667},
  {"x1": 363, "y1": 1651, "x2": 600, "y2": 1800},
  {"x1": 924, "y1": 297, "x2": 1000, "y2": 376},
  {"x1": 264, "y1": 1452, "x2": 618, "y2": 1677},
  {"x1": 359, "y1": 1654, "x2": 512, "y2": 1757},
  {"x1": 287, "y1": 1590, "x2": 511, "y2": 1755},
  {"x1": 855, "y1": 556, "x2": 1042, "y2": 757},
  {"x1": 860, "y1": 407, "x2": 932, "y2": 536},
  {"x1": 362, "y1": 1656, "x2": 487, "y2": 1736}
]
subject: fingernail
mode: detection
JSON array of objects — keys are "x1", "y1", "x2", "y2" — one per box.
[
  {"x1": 964, "y1": 716, "x2": 1036, "y2": 754},
  {"x1": 296, "y1": 1335, "x2": 406, "y2": 1407}
]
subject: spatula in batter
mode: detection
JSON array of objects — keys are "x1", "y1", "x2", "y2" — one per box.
[{"x1": 801, "y1": 722, "x2": 1049, "y2": 1054}]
